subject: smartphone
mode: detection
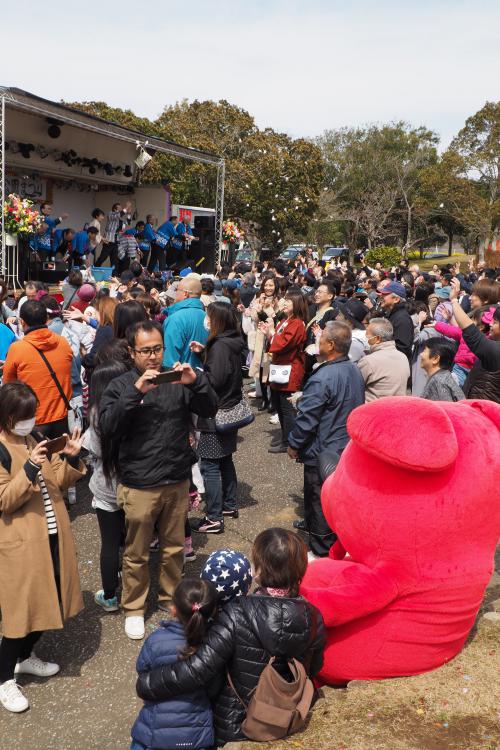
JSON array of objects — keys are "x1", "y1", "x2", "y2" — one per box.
[
  {"x1": 43, "y1": 435, "x2": 68, "y2": 455},
  {"x1": 151, "y1": 369, "x2": 180, "y2": 385}
]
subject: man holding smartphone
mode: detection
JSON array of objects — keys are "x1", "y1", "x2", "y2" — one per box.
[{"x1": 99, "y1": 320, "x2": 218, "y2": 640}]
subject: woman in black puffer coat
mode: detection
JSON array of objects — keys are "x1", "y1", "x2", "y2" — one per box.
[{"x1": 137, "y1": 528, "x2": 325, "y2": 746}]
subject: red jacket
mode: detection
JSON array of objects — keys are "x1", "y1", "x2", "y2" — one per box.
[{"x1": 268, "y1": 317, "x2": 306, "y2": 392}]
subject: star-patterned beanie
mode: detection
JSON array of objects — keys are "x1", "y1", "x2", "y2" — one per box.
[{"x1": 201, "y1": 548, "x2": 253, "y2": 603}]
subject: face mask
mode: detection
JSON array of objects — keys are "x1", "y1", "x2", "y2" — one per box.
[
  {"x1": 12, "y1": 418, "x2": 36, "y2": 437},
  {"x1": 203, "y1": 316, "x2": 210, "y2": 332}
]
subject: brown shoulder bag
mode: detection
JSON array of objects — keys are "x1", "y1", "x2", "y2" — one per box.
[{"x1": 228, "y1": 656, "x2": 314, "y2": 742}]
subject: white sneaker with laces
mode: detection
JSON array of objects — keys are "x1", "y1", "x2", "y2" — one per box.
[
  {"x1": 125, "y1": 615, "x2": 145, "y2": 640},
  {"x1": 269, "y1": 413, "x2": 280, "y2": 425},
  {"x1": 0, "y1": 680, "x2": 29, "y2": 713},
  {"x1": 14, "y1": 655, "x2": 60, "y2": 678}
]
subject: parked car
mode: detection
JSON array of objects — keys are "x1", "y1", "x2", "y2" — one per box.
[
  {"x1": 235, "y1": 247, "x2": 253, "y2": 263},
  {"x1": 322, "y1": 246, "x2": 349, "y2": 263},
  {"x1": 277, "y1": 244, "x2": 306, "y2": 262}
]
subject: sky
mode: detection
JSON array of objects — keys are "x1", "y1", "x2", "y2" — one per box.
[{"x1": 1, "y1": 0, "x2": 499, "y2": 147}]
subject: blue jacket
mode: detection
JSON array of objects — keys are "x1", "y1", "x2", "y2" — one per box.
[
  {"x1": 288, "y1": 356, "x2": 365, "y2": 465},
  {"x1": 132, "y1": 621, "x2": 214, "y2": 750},
  {"x1": 72, "y1": 230, "x2": 90, "y2": 257},
  {"x1": 143, "y1": 223, "x2": 156, "y2": 242},
  {"x1": 0, "y1": 323, "x2": 16, "y2": 361},
  {"x1": 177, "y1": 222, "x2": 193, "y2": 237},
  {"x1": 156, "y1": 220, "x2": 182, "y2": 250},
  {"x1": 163, "y1": 298, "x2": 208, "y2": 368}
]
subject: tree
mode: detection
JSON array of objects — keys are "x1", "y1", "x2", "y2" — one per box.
[
  {"x1": 317, "y1": 123, "x2": 438, "y2": 260},
  {"x1": 448, "y1": 101, "x2": 500, "y2": 261},
  {"x1": 68, "y1": 99, "x2": 323, "y2": 248}
]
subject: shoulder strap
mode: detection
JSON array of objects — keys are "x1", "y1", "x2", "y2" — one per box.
[
  {"x1": 62, "y1": 287, "x2": 78, "y2": 311},
  {"x1": 27, "y1": 342, "x2": 72, "y2": 411},
  {"x1": 0, "y1": 442, "x2": 11, "y2": 473}
]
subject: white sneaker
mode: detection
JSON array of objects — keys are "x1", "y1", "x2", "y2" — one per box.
[
  {"x1": 14, "y1": 655, "x2": 60, "y2": 678},
  {"x1": 269, "y1": 413, "x2": 280, "y2": 425},
  {"x1": 307, "y1": 551, "x2": 320, "y2": 563},
  {"x1": 247, "y1": 390, "x2": 257, "y2": 398},
  {"x1": 125, "y1": 615, "x2": 145, "y2": 640},
  {"x1": 67, "y1": 487, "x2": 77, "y2": 505},
  {"x1": 0, "y1": 680, "x2": 29, "y2": 713}
]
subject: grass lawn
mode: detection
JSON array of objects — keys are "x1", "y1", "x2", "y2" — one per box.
[{"x1": 407, "y1": 252, "x2": 471, "y2": 272}]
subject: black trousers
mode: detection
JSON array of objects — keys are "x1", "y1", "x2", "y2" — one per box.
[
  {"x1": 147, "y1": 243, "x2": 166, "y2": 273},
  {"x1": 271, "y1": 389, "x2": 296, "y2": 446},
  {"x1": 95, "y1": 508, "x2": 125, "y2": 600},
  {"x1": 0, "y1": 534, "x2": 60, "y2": 683},
  {"x1": 303, "y1": 464, "x2": 337, "y2": 557},
  {"x1": 35, "y1": 416, "x2": 69, "y2": 440},
  {"x1": 95, "y1": 241, "x2": 118, "y2": 268}
]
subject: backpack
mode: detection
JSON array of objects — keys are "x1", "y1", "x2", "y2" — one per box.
[{"x1": 228, "y1": 655, "x2": 315, "y2": 742}]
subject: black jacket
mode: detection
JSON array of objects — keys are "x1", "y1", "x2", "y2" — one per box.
[
  {"x1": 387, "y1": 302, "x2": 414, "y2": 362},
  {"x1": 462, "y1": 324, "x2": 500, "y2": 403},
  {"x1": 99, "y1": 368, "x2": 218, "y2": 488},
  {"x1": 204, "y1": 330, "x2": 244, "y2": 410},
  {"x1": 137, "y1": 594, "x2": 325, "y2": 746}
]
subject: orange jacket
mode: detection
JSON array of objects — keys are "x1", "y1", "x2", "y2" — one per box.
[{"x1": 3, "y1": 327, "x2": 73, "y2": 425}]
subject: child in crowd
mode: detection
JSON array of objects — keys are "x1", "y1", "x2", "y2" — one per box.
[
  {"x1": 131, "y1": 578, "x2": 218, "y2": 750},
  {"x1": 201, "y1": 548, "x2": 253, "y2": 604},
  {"x1": 137, "y1": 529, "x2": 325, "y2": 747},
  {"x1": 82, "y1": 359, "x2": 129, "y2": 612}
]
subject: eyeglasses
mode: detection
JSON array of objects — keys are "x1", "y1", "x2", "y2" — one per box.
[{"x1": 133, "y1": 346, "x2": 165, "y2": 356}]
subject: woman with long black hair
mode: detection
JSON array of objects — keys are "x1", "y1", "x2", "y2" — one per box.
[
  {"x1": 83, "y1": 359, "x2": 131, "y2": 612},
  {"x1": 189, "y1": 302, "x2": 245, "y2": 535}
]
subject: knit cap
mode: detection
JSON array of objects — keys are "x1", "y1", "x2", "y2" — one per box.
[{"x1": 201, "y1": 548, "x2": 252, "y2": 603}]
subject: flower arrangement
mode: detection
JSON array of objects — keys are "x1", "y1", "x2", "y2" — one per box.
[
  {"x1": 3, "y1": 193, "x2": 43, "y2": 236},
  {"x1": 222, "y1": 220, "x2": 244, "y2": 244}
]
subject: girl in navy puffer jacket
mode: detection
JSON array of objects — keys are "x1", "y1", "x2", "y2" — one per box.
[{"x1": 131, "y1": 579, "x2": 218, "y2": 750}]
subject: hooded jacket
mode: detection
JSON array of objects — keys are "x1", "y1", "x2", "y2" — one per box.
[
  {"x1": 136, "y1": 594, "x2": 325, "y2": 746},
  {"x1": 3, "y1": 327, "x2": 73, "y2": 425},
  {"x1": 162, "y1": 298, "x2": 208, "y2": 369}
]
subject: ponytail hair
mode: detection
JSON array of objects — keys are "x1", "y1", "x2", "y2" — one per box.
[{"x1": 172, "y1": 578, "x2": 218, "y2": 659}]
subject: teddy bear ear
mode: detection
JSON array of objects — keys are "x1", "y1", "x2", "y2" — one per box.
[
  {"x1": 466, "y1": 399, "x2": 500, "y2": 428},
  {"x1": 347, "y1": 397, "x2": 458, "y2": 472}
]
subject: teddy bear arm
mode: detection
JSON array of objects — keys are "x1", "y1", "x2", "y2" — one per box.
[{"x1": 301, "y1": 560, "x2": 399, "y2": 627}]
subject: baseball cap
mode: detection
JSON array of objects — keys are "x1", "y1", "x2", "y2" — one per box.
[
  {"x1": 377, "y1": 281, "x2": 406, "y2": 299},
  {"x1": 165, "y1": 282, "x2": 178, "y2": 300}
]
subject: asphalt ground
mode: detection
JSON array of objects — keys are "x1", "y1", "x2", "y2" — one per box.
[{"x1": 0, "y1": 406, "x2": 304, "y2": 749}]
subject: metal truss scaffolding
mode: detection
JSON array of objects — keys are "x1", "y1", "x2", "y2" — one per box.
[{"x1": 0, "y1": 86, "x2": 225, "y2": 275}]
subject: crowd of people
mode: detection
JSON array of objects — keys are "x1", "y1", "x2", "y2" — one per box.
[{"x1": 0, "y1": 236, "x2": 499, "y2": 747}]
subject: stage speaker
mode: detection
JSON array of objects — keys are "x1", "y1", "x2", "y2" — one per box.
[
  {"x1": 194, "y1": 215, "x2": 215, "y2": 230},
  {"x1": 189, "y1": 228, "x2": 216, "y2": 274},
  {"x1": 38, "y1": 261, "x2": 68, "y2": 283}
]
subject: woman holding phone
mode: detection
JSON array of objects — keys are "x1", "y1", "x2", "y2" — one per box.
[{"x1": 0, "y1": 381, "x2": 86, "y2": 714}]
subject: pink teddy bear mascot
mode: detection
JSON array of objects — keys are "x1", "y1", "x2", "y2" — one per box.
[{"x1": 300, "y1": 396, "x2": 500, "y2": 684}]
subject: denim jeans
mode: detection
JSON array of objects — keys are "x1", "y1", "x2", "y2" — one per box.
[{"x1": 200, "y1": 455, "x2": 238, "y2": 521}]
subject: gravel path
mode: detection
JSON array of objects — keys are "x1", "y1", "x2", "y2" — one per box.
[{"x1": 0, "y1": 409, "x2": 303, "y2": 748}]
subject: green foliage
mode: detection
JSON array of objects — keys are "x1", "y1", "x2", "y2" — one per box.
[
  {"x1": 67, "y1": 98, "x2": 322, "y2": 248},
  {"x1": 365, "y1": 246, "x2": 401, "y2": 267}
]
